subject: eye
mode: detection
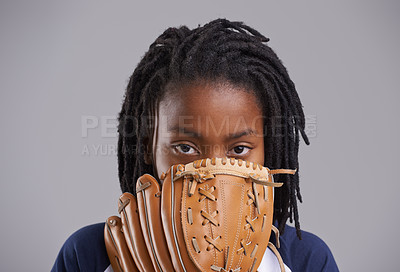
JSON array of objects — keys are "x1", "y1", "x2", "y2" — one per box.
[
  {"x1": 228, "y1": 145, "x2": 251, "y2": 156},
  {"x1": 173, "y1": 144, "x2": 199, "y2": 155}
]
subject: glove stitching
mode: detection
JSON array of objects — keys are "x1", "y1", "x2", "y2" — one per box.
[
  {"x1": 204, "y1": 184, "x2": 218, "y2": 266},
  {"x1": 182, "y1": 171, "x2": 205, "y2": 271}
]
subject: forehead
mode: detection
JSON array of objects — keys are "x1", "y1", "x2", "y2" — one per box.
[{"x1": 157, "y1": 82, "x2": 264, "y2": 136}]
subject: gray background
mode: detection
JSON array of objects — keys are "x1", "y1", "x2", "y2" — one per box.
[{"x1": 1, "y1": 0, "x2": 399, "y2": 271}]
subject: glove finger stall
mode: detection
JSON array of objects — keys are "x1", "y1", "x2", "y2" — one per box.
[
  {"x1": 136, "y1": 174, "x2": 175, "y2": 272},
  {"x1": 119, "y1": 192, "x2": 154, "y2": 272},
  {"x1": 104, "y1": 215, "x2": 139, "y2": 272}
]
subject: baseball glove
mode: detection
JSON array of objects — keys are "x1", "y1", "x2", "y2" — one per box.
[{"x1": 104, "y1": 157, "x2": 295, "y2": 272}]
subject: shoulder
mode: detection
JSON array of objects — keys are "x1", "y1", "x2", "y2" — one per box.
[
  {"x1": 278, "y1": 225, "x2": 339, "y2": 272},
  {"x1": 51, "y1": 223, "x2": 110, "y2": 272}
]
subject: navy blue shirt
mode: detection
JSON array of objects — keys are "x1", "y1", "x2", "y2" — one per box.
[
  {"x1": 52, "y1": 223, "x2": 339, "y2": 272},
  {"x1": 276, "y1": 226, "x2": 339, "y2": 271}
]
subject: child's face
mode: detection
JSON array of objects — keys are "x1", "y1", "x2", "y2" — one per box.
[{"x1": 150, "y1": 82, "x2": 265, "y2": 179}]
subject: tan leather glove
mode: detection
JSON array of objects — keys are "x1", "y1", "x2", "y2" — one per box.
[{"x1": 104, "y1": 157, "x2": 294, "y2": 272}]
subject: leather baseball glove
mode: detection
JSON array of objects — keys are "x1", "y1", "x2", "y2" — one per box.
[{"x1": 104, "y1": 157, "x2": 295, "y2": 272}]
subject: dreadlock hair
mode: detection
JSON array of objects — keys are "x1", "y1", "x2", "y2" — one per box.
[{"x1": 117, "y1": 18, "x2": 310, "y2": 239}]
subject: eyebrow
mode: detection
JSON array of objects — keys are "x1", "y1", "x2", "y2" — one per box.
[
  {"x1": 227, "y1": 128, "x2": 257, "y2": 139},
  {"x1": 228, "y1": 128, "x2": 258, "y2": 139},
  {"x1": 168, "y1": 126, "x2": 258, "y2": 139}
]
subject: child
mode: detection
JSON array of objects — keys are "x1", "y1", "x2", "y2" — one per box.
[{"x1": 52, "y1": 19, "x2": 338, "y2": 271}]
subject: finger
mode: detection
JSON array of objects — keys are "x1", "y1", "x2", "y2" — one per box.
[
  {"x1": 119, "y1": 192, "x2": 154, "y2": 272},
  {"x1": 104, "y1": 216, "x2": 139, "y2": 272},
  {"x1": 136, "y1": 174, "x2": 174, "y2": 272}
]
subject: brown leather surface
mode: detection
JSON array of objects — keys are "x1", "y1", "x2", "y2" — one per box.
[
  {"x1": 104, "y1": 157, "x2": 294, "y2": 272},
  {"x1": 164, "y1": 158, "x2": 275, "y2": 272}
]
